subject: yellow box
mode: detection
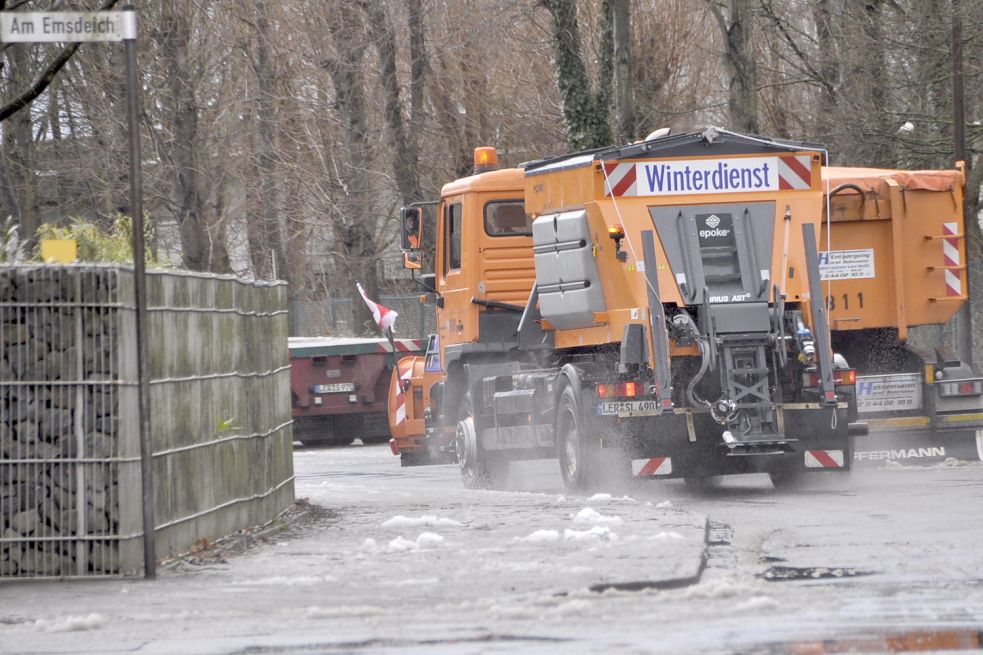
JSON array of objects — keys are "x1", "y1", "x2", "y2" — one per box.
[{"x1": 40, "y1": 239, "x2": 77, "y2": 263}]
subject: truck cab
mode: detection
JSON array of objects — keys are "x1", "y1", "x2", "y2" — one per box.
[{"x1": 389, "y1": 150, "x2": 534, "y2": 464}]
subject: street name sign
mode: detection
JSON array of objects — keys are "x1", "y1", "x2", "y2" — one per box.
[{"x1": 0, "y1": 11, "x2": 136, "y2": 42}]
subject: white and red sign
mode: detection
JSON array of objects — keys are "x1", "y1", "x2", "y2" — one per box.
[
  {"x1": 603, "y1": 155, "x2": 812, "y2": 197},
  {"x1": 392, "y1": 360, "x2": 415, "y2": 427},
  {"x1": 804, "y1": 450, "x2": 844, "y2": 468},
  {"x1": 632, "y1": 457, "x2": 673, "y2": 477},
  {"x1": 943, "y1": 222, "x2": 962, "y2": 297}
]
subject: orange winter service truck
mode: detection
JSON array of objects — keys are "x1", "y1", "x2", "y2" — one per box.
[{"x1": 391, "y1": 128, "x2": 873, "y2": 491}]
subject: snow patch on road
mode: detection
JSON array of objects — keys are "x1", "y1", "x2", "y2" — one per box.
[
  {"x1": 381, "y1": 577, "x2": 440, "y2": 587},
  {"x1": 233, "y1": 575, "x2": 335, "y2": 587},
  {"x1": 513, "y1": 529, "x2": 561, "y2": 543},
  {"x1": 587, "y1": 493, "x2": 638, "y2": 504},
  {"x1": 649, "y1": 531, "x2": 684, "y2": 541},
  {"x1": 386, "y1": 532, "x2": 445, "y2": 552},
  {"x1": 684, "y1": 576, "x2": 767, "y2": 599},
  {"x1": 381, "y1": 515, "x2": 463, "y2": 528},
  {"x1": 571, "y1": 507, "x2": 623, "y2": 525},
  {"x1": 735, "y1": 596, "x2": 778, "y2": 612},
  {"x1": 32, "y1": 614, "x2": 105, "y2": 633},
  {"x1": 564, "y1": 526, "x2": 618, "y2": 542},
  {"x1": 304, "y1": 605, "x2": 383, "y2": 619}
]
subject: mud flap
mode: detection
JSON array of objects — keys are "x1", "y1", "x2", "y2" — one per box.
[{"x1": 853, "y1": 428, "x2": 983, "y2": 467}]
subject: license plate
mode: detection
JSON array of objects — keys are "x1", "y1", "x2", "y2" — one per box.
[
  {"x1": 598, "y1": 400, "x2": 660, "y2": 417},
  {"x1": 312, "y1": 382, "x2": 356, "y2": 394}
]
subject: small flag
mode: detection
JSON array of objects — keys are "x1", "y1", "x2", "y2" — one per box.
[{"x1": 356, "y1": 282, "x2": 398, "y2": 332}]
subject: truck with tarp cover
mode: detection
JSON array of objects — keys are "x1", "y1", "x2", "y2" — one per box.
[{"x1": 820, "y1": 165, "x2": 983, "y2": 466}]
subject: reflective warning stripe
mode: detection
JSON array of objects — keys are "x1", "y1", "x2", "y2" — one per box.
[
  {"x1": 632, "y1": 457, "x2": 672, "y2": 477},
  {"x1": 943, "y1": 222, "x2": 962, "y2": 296},
  {"x1": 377, "y1": 339, "x2": 424, "y2": 353},
  {"x1": 778, "y1": 155, "x2": 811, "y2": 190},
  {"x1": 394, "y1": 362, "x2": 415, "y2": 426},
  {"x1": 604, "y1": 162, "x2": 637, "y2": 197},
  {"x1": 804, "y1": 450, "x2": 844, "y2": 468}
]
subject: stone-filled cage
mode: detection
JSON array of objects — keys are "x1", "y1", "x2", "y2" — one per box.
[{"x1": 1, "y1": 265, "x2": 294, "y2": 578}]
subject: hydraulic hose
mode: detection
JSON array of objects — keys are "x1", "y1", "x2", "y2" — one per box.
[{"x1": 686, "y1": 337, "x2": 713, "y2": 410}]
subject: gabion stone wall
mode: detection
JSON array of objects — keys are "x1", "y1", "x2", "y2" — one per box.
[
  {"x1": 1, "y1": 267, "x2": 135, "y2": 577},
  {"x1": 0, "y1": 266, "x2": 293, "y2": 578}
]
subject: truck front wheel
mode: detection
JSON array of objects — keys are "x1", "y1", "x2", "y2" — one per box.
[{"x1": 455, "y1": 395, "x2": 509, "y2": 490}]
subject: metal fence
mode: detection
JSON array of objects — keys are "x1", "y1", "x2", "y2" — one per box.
[
  {"x1": 1, "y1": 266, "x2": 139, "y2": 577},
  {"x1": 1, "y1": 265, "x2": 294, "y2": 578},
  {"x1": 290, "y1": 295, "x2": 436, "y2": 339}
]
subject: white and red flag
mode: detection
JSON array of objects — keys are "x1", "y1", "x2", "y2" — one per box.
[{"x1": 356, "y1": 282, "x2": 398, "y2": 332}]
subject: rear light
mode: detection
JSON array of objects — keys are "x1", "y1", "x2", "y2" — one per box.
[
  {"x1": 597, "y1": 381, "x2": 640, "y2": 398},
  {"x1": 939, "y1": 379, "x2": 983, "y2": 397},
  {"x1": 802, "y1": 368, "x2": 856, "y2": 387}
]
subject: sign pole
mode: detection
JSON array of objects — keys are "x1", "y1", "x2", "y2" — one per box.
[
  {"x1": 0, "y1": 6, "x2": 156, "y2": 579},
  {"x1": 122, "y1": 5, "x2": 155, "y2": 580}
]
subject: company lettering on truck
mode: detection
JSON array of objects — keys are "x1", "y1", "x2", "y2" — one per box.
[{"x1": 603, "y1": 155, "x2": 812, "y2": 197}]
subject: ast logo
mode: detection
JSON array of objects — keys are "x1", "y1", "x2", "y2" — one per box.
[{"x1": 706, "y1": 214, "x2": 720, "y2": 228}]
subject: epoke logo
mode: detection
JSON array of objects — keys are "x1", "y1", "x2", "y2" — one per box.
[{"x1": 699, "y1": 214, "x2": 729, "y2": 239}]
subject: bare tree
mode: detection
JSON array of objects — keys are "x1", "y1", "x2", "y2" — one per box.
[
  {"x1": 539, "y1": 0, "x2": 613, "y2": 150},
  {"x1": 705, "y1": 0, "x2": 759, "y2": 133},
  {"x1": 611, "y1": 0, "x2": 635, "y2": 142}
]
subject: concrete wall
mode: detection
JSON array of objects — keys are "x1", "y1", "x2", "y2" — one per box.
[
  {"x1": 146, "y1": 270, "x2": 294, "y2": 562},
  {"x1": 0, "y1": 265, "x2": 294, "y2": 577}
]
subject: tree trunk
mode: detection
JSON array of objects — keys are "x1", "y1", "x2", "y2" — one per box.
[
  {"x1": 325, "y1": 3, "x2": 376, "y2": 332},
  {"x1": 707, "y1": 0, "x2": 759, "y2": 134},
  {"x1": 6, "y1": 44, "x2": 38, "y2": 249},
  {"x1": 812, "y1": 0, "x2": 838, "y2": 144},
  {"x1": 252, "y1": 0, "x2": 287, "y2": 281},
  {"x1": 611, "y1": 0, "x2": 635, "y2": 143},
  {"x1": 358, "y1": 1, "x2": 422, "y2": 205},
  {"x1": 431, "y1": 51, "x2": 472, "y2": 178},
  {"x1": 161, "y1": 0, "x2": 207, "y2": 271},
  {"x1": 540, "y1": 0, "x2": 612, "y2": 150}
]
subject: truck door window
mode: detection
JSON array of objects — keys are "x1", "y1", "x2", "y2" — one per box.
[
  {"x1": 446, "y1": 201, "x2": 463, "y2": 271},
  {"x1": 484, "y1": 200, "x2": 529, "y2": 236}
]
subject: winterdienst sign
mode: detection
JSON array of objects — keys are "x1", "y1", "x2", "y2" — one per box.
[
  {"x1": 602, "y1": 154, "x2": 814, "y2": 197},
  {"x1": 0, "y1": 11, "x2": 136, "y2": 42}
]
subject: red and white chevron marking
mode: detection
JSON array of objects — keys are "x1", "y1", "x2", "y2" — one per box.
[
  {"x1": 376, "y1": 339, "x2": 424, "y2": 353},
  {"x1": 777, "y1": 155, "x2": 811, "y2": 190},
  {"x1": 943, "y1": 222, "x2": 962, "y2": 297},
  {"x1": 804, "y1": 449, "x2": 844, "y2": 468},
  {"x1": 632, "y1": 456, "x2": 672, "y2": 477},
  {"x1": 603, "y1": 162, "x2": 638, "y2": 197},
  {"x1": 393, "y1": 361, "x2": 415, "y2": 427}
]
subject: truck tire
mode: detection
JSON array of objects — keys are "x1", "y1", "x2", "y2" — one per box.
[
  {"x1": 557, "y1": 382, "x2": 600, "y2": 493},
  {"x1": 455, "y1": 395, "x2": 509, "y2": 490}
]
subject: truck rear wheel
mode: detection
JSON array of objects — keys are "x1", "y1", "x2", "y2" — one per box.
[
  {"x1": 455, "y1": 396, "x2": 509, "y2": 490},
  {"x1": 557, "y1": 382, "x2": 609, "y2": 493}
]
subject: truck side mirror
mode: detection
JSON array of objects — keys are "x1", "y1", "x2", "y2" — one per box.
[
  {"x1": 400, "y1": 206, "x2": 423, "y2": 251},
  {"x1": 418, "y1": 273, "x2": 436, "y2": 293},
  {"x1": 403, "y1": 251, "x2": 422, "y2": 270}
]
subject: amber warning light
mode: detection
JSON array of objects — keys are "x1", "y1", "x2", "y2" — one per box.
[{"x1": 474, "y1": 147, "x2": 498, "y2": 172}]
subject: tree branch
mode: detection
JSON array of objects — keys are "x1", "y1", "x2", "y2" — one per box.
[{"x1": 0, "y1": 0, "x2": 121, "y2": 122}]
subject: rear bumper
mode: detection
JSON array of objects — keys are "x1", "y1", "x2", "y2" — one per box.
[{"x1": 622, "y1": 404, "x2": 853, "y2": 478}]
